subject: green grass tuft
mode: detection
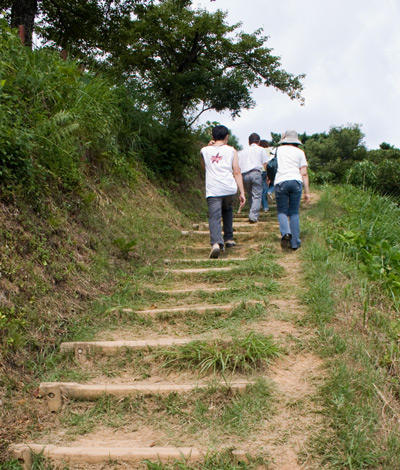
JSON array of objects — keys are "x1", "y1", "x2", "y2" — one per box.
[{"x1": 158, "y1": 332, "x2": 280, "y2": 374}]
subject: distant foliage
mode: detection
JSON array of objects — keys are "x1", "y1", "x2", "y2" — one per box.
[{"x1": 302, "y1": 124, "x2": 367, "y2": 182}]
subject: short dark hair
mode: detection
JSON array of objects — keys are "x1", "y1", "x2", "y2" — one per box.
[
  {"x1": 249, "y1": 133, "x2": 260, "y2": 144},
  {"x1": 259, "y1": 139, "x2": 270, "y2": 148},
  {"x1": 212, "y1": 125, "x2": 229, "y2": 141}
]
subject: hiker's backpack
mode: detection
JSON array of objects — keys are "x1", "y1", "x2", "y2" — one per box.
[{"x1": 266, "y1": 147, "x2": 278, "y2": 182}]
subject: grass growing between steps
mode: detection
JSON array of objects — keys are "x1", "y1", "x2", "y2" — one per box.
[
  {"x1": 93, "y1": 302, "x2": 272, "y2": 338},
  {"x1": 158, "y1": 332, "x2": 281, "y2": 375},
  {"x1": 91, "y1": 278, "x2": 278, "y2": 314},
  {"x1": 300, "y1": 186, "x2": 400, "y2": 469},
  {"x1": 46, "y1": 251, "x2": 281, "y2": 344},
  {"x1": 46, "y1": 330, "x2": 281, "y2": 383},
  {"x1": 57, "y1": 379, "x2": 274, "y2": 444}
]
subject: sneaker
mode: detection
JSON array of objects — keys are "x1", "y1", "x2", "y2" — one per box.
[
  {"x1": 267, "y1": 193, "x2": 274, "y2": 204},
  {"x1": 209, "y1": 243, "x2": 220, "y2": 259},
  {"x1": 281, "y1": 233, "x2": 292, "y2": 250},
  {"x1": 225, "y1": 240, "x2": 236, "y2": 248},
  {"x1": 248, "y1": 218, "x2": 258, "y2": 224},
  {"x1": 263, "y1": 208, "x2": 269, "y2": 212}
]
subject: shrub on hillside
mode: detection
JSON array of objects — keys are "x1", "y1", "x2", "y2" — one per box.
[
  {"x1": 346, "y1": 161, "x2": 378, "y2": 189},
  {"x1": 376, "y1": 159, "x2": 400, "y2": 197},
  {"x1": 0, "y1": 22, "x2": 126, "y2": 196}
]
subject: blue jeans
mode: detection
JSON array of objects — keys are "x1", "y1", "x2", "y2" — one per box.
[
  {"x1": 207, "y1": 195, "x2": 234, "y2": 247},
  {"x1": 275, "y1": 180, "x2": 303, "y2": 249},
  {"x1": 242, "y1": 169, "x2": 262, "y2": 221},
  {"x1": 261, "y1": 171, "x2": 275, "y2": 210}
]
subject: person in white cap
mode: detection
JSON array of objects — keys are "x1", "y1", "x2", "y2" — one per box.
[{"x1": 274, "y1": 130, "x2": 310, "y2": 250}]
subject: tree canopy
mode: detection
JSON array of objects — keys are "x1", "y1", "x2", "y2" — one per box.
[
  {"x1": 2, "y1": 0, "x2": 305, "y2": 174},
  {"x1": 108, "y1": 0, "x2": 304, "y2": 130},
  {"x1": 3, "y1": 0, "x2": 304, "y2": 132}
]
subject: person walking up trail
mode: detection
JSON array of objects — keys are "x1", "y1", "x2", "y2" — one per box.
[
  {"x1": 260, "y1": 139, "x2": 275, "y2": 212},
  {"x1": 238, "y1": 133, "x2": 269, "y2": 223},
  {"x1": 274, "y1": 130, "x2": 310, "y2": 251},
  {"x1": 201, "y1": 125, "x2": 246, "y2": 259}
]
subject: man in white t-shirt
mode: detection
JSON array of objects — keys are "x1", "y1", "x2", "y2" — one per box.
[
  {"x1": 201, "y1": 125, "x2": 246, "y2": 258},
  {"x1": 238, "y1": 133, "x2": 269, "y2": 223}
]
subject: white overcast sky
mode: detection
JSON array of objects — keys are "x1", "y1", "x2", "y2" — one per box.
[{"x1": 194, "y1": 0, "x2": 400, "y2": 150}]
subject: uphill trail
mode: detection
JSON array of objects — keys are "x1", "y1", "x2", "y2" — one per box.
[{"x1": 11, "y1": 195, "x2": 324, "y2": 470}]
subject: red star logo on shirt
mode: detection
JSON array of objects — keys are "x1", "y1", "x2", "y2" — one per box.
[{"x1": 211, "y1": 153, "x2": 223, "y2": 164}]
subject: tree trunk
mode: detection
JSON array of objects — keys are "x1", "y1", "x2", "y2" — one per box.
[{"x1": 11, "y1": 0, "x2": 38, "y2": 48}]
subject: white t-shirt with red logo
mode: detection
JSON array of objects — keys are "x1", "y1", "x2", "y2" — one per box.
[{"x1": 201, "y1": 144, "x2": 238, "y2": 198}]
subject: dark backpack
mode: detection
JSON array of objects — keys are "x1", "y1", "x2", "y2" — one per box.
[{"x1": 266, "y1": 147, "x2": 278, "y2": 182}]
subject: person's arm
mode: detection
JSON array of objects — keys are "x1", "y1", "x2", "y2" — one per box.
[
  {"x1": 300, "y1": 166, "x2": 310, "y2": 202},
  {"x1": 200, "y1": 151, "x2": 205, "y2": 171},
  {"x1": 232, "y1": 150, "x2": 246, "y2": 209}
]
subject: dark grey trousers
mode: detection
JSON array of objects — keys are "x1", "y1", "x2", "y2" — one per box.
[
  {"x1": 206, "y1": 195, "x2": 234, "y2": 247},
  {"x1": 242, "y1": 169, "x2": 262, "y2": 221}
]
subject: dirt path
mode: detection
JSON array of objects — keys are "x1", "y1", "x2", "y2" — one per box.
[{"x1": 257, "y1": 253, "x2": 324, "y2": 470}]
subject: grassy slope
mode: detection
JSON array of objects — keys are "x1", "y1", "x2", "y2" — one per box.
[
  {"x1": 301, "y1": 186, "x2": 400, "y2": 469},
  {"x1": 0, "y1": 169, "x2": 205, "y2": 459}
]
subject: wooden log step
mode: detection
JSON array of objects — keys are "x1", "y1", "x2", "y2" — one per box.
[
  {"x1": 164, "y1": 258, "x2": 247, "y2": 263},
  {"x1": 60, "y1": 300, "x2": 263, "y2": 360},
  {"x1": 165, "y1": 267, "x2": 234, "y2": 273},
  {"x1": 193, "y1": 222, "x2": 268, "y2": 230},
  {"x1": 181, "y1": 230, "x2": 254, "y2": 237},
  {"x1": 61, "y1": 338, "x2": 191, "y2": 353},
  {"x1": 11, "y1": 444, "x2": 204, "y2": 469},
  {"x1": 39, "y1": 381, "x2": 252, "y2": 411},
  {"x1": 155, "y1": 287, "x2": 230, "y2": 294},
  {"x1": 233, "y1": 213, "x2": 270, "y2": 218},
  {"x1": 180, "y1": 244, "x2": 261, "y2": 251},
  {"x1": 60, "y1": 338, "x2": 191, "y2": 362},
  {"x1": 123, "y1": 301, "x2": 258, "y2": 315}
]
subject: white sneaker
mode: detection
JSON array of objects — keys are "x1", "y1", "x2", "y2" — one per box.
[{"x1": 209, "y1": 243, "x2": 220, "y2": 259}]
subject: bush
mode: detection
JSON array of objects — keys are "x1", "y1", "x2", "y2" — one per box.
[
  {"x1": 376, "y1": 159, "x2": 400, "y2": 197},
  {"x1": 0, "y1": 22, "x2": 127, "y2": 196},
  {"x1": 346, "y1": 161, "x2": 378, "y2": 189}
]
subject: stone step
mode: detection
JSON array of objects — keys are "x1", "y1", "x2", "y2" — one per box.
[
  {"x1": 11, "y1": 444, "x2": 204, "y2": 469},
  {"x1": 39, "y1": 381, "x2": 252, "y2": 411}
]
